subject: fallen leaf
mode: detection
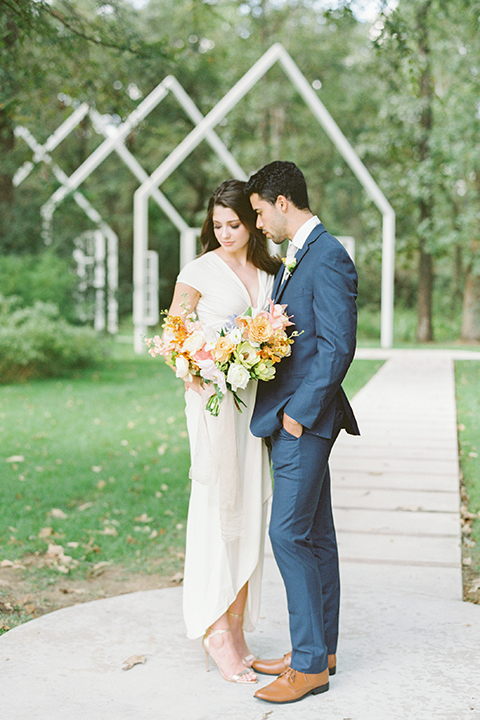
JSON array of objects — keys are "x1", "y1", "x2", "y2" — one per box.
[
  {"x1": 170, "y1": 572, "x2": 184, "y2": 583},
  {"x1": 50, "y1": 509, "x2": 67, "y2": 520},
  {"x1": 91, "y1": 561, "x2": 112, "y2": 577},
  {"x1": 134, "y1": 513, "x2": 153, "y2": 523},
  {"x1": 77, "y1": 502, "x2": 93, "y2": 512},
  {"x1": 463, "y1": 557, "x2": 472, "y2": 566},
  {"x1": 5, "y1": 455, "x2": 24, "y2": 463},
  {"x1": 148, "y1": 530, "x2": 158, "y2": 539},
  {"x1": 97, "y1": 480, "x2": 107, "y2": 490},
  {"x1": 92, "y1": 465, "x2": 102, "y2": 473},
  {"x1": 0, "y1": 560, "x2": 14, "y2": 568},
  {"x1": 126, "y1": 535, "x2": 136, "y2": 544},
  {"x1": 66, "y1": 541, "x2": 80, "y2": 548},
  {"x1": 122, "y1": 655, "x2": 146, "y2": 671},
  {"x1": 99, "y1": 526, "x2": 118, "y2": 536},
  {"x1": 468, "y1": 579, "x2": 480, "y2": 594},
  {"x1": 157, "y1": 444, "x2": 167, "y2": 456},
  {"x1": 38, "y1": 527, "x2": 53, "y2": 540}
]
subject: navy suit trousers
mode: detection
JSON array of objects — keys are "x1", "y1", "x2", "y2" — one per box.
[{"x1": 269, "y1": 415, "x2": 342, "y2": 674}]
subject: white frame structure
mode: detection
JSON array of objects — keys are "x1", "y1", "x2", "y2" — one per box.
[
  {"x1": 133, "y1": 43, "x2": 395, "y2": 350},
  {"x1": 36, "y1": 75, "x2": 250, "y2": 338},
  {"x1": 13, "y1": 121, "x2": 119, "y2": 333}
]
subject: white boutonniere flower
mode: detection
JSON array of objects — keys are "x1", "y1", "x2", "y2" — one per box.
[{"x1": 282, "y1": 257, "x2": 297, "y2": 275}]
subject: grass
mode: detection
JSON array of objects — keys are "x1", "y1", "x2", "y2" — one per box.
[
  {"x1": 0, "y1": 345, "x2": 191, "y2": 578},
  {"x1": 0, "y1": 346, "x2": 382, "y2": 581},
  {"x1": 357, "y1": 306, "x2": 476, "y2": 348},
  {"x1": 455, "y1": 361, "x2": 480, "y2": 588}
]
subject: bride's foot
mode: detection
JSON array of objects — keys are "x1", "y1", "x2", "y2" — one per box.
[
  {"x1": 203, "y1": 628, "x2": 257, "y2": 683},
  {"x1": 227, "y1": 611, "x2": 257, "y2": 668}
]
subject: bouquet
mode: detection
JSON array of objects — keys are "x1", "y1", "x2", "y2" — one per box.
[{"x1": 145, "y1": 300, "x2": 297, "y2": 416}]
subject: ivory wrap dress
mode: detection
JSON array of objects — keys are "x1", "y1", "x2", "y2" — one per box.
[{"x1": 177, "y1": 251, "x2": 273, "y2": 639}]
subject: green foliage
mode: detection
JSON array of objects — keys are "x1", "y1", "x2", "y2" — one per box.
[
  {"x1": 0, "y1": 253, "x2": 78, "y2": 320},
  {"x1": 0, "y1": 295, "x2": 106, "y2": 383},
  {"x1": 455, "y1": 361, "x2": 480, "y2": 544}
]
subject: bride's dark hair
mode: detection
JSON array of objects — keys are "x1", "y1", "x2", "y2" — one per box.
[{"x1": 199, "y1": 179, "x2": 281, "y2": 276}]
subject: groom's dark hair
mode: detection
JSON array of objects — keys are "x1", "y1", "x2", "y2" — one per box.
[{"x1": 244, "y1": 160, "x2": 310, "y2": 211}]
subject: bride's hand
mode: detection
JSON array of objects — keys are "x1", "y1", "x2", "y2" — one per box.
[{"x1": 185, "y1": 376, "x2": 204, "y2": 395}]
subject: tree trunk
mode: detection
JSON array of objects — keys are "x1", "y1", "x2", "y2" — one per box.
[
  {"x1": 461, "y1": 270, "x2": 480, "y2": 342},
  {"x1": 417, "y1": 240, "x2": 434, "y2": 342},
  {"x1": 415, "y1": 1, "x2": 434, "y2": 342},
  {"x1": 0, "y1": 14, "x2": 19, "y2": 208},
  {"x1": 0, "y1": 108, "x2": 15, "y2": 206}
]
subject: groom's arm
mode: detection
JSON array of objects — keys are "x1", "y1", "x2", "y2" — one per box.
[{"x1": 283, "y1": 240, "x2": 358, "y2": 431}]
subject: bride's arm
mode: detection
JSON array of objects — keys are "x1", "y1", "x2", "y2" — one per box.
[
  {"x1": 167, "y1": 282, "x2": 204, "y2": 395},
  {"x1": 167, "y1": 282, "x2": 200, "y2": 318}
]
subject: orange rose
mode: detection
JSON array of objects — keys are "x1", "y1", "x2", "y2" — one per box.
[
  {"x1": 248, "y1": 315, "x2": 274, "y2": 344},
  {"x1": 235, "y1": 316, "x2": 252, "y2": 336},
  {"x1": 213, "y1": 336, "x2": 235, "y2": 363}
]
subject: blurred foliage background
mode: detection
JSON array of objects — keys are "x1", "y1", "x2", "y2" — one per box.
[{"x1": 1, "y1": 0, "x2": 480, "y2": 346}]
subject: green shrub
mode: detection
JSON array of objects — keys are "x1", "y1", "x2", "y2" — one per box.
[
  {"x1": 0, "y1": 253, "x2": 78, "y2": 321},
  {"x1": 0, "y1": 295, "x2": 107, "y2": 383}
]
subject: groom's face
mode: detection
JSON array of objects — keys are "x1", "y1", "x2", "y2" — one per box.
[{"x1": 249, "y1": 193, "x2": 288, "y2": 245}]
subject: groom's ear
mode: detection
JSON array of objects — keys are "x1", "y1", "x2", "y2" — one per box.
[{"x1": 275, "y1": 195, "x2": 289, "y2": 213}]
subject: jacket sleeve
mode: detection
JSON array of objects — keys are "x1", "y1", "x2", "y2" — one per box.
[{"x1": 283, "y1": 241, "x2": 358, "y2": 430}]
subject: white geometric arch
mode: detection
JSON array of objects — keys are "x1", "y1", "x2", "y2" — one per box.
[
  {"x1": 133, "y1": 43, "x2": 395, "y2": 351},
  {"x1": 13, "y1": 120, "x2": 119, "y2": 333},
  {"x1": 37, "y1": 75, "x2": 249, "y2": 334}
]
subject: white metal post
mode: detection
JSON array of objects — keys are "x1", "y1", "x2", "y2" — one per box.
[{"x1": 93, "y1": 230, "x2": 106, "y2": 332}]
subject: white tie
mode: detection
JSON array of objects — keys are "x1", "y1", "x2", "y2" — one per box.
[{"x1": 286, "y1": 241, "x2": 297, "y2": 258}]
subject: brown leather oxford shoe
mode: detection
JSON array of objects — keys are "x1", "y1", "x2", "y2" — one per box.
[
  {"x1": 254, "y1": 667, "x2": 329, "y2": 704},
  {"x1": 253, "y1": 652, "x2": 336, "y2": 676}
]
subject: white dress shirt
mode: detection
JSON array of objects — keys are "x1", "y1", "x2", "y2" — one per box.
[{"x1": 282, "y1": 215, "x2": 321, "y2": 282}]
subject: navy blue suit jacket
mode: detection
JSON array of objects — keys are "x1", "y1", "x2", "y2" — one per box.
[{"x1": 251, "y1": 222, "x2": 360, "y2": 440}]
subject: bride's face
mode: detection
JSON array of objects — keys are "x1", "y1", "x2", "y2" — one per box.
[{"x1": 212, "y1": 205, "x2": 250, "y2": 255}]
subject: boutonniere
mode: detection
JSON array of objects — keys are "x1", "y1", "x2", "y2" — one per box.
[{"x1": 282, "y1": 257, "x2": 297, "y2": 275}]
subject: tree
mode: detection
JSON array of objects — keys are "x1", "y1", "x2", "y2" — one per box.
[{"x1": 365, "y1": 0, "x2": 480, "y2": 342}]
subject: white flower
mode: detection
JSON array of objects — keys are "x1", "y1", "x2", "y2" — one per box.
[
  {"x1": 202, "y1": 326, "x2": 219, "y2": 352},
  {"x1": 226, "y1": 362, "x2": 250, "y2": 392},
  {"x1": 282, "y1": 257, "x2": 297, "y2": 274},
  {"x1": 182, "y1": 329, "x2": 206, "y2": 355},
  {"x1": 227, "y1": 327, "x2": 243, "y2": 345},
  {"x1": 175, "y1": 355, "x2": 192, "y2": 382}
]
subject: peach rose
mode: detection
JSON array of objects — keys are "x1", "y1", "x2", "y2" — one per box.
[
  {"x1": 213, "y1": 336, "x2": 235, "y2": 364},
  {"x1": 248, "y1": 315, "x2": 274, "y2": 344}
]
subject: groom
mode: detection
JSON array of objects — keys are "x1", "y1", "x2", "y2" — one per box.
[{"x1": 245, "y1": 161, "x2": 359, "y2": 704}]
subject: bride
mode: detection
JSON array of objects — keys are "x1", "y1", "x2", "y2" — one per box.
[{"x1": 166, "y1": 179, "x2": 280, "y2": 684}]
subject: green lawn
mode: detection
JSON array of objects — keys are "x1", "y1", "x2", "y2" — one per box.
[
  {"x1": 0, "y1": 346, "x2": 382, "y2": 582},
  {"x1": 455, "y1": 361, "x2": 480, "y2": 547}
]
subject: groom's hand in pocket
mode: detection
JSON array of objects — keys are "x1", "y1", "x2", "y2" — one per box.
[{"x1": 283, "y1": 412, "x2": 303, "y2": 438}]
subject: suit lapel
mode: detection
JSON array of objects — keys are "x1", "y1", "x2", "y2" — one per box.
[
  {"x1": 274, "y1": 224, "x2": 326, "y2": 303},
  {"x1": 272, "y1": 266, "x2": 284, "y2": 303}
]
